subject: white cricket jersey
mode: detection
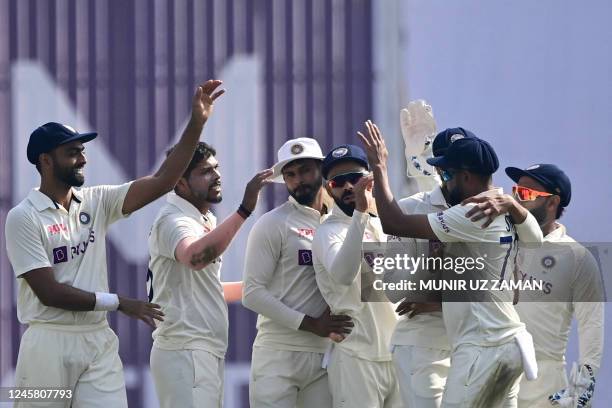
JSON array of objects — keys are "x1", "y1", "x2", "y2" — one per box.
[
  {"x1": 5, "y1": 184, "x2": 132, "y2": 325},
  {"x1": 426, "y1": 188, "x2": 526, "y2": 349},
  {"x1": 385, "y1": 186, "x2": 451, "y2": 350},
  {"x1": 313, "y1": 206, "x2": 397, "y2": 361},
  {"x1": 148, "y1": 193, "x2": 228, "y2": 358},
  {"x1": 242, "y1": 196, "x2": 329, "y2": 353},
  {"x1": 515, "y1": 224, "x2": 604, "y2": 372}
]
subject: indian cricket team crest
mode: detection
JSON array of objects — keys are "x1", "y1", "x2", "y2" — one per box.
[
  {"x1": 541, "y1": 255, "x2": 555, "y2": 269},
  {"x1": 291, "y1": 143, "x2": 304, "y2": 155},
  {"x1": 527, "y1": 164, "x2": 541, "y2": 170},
  {"x1": 332, "y1": 147, "x2": 348, "y2": 157},
  {"x1": 79, "y1": 211, "x2": 91, "y2": 225}
]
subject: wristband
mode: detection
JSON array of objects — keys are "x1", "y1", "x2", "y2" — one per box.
[
  {"x1": 94, "y1": 292, "x2": 120, "y2": 311},
  {"x1": 237, "y1": 204, "x2": 252, "y2": 219}
]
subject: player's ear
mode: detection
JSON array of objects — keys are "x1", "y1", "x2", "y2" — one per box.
[
  {"x1": 324, "y1": 181, "x2": 333, "y2": 197},
  {"x1": 39, "y1": 153, "x2": 53, "y2": 172},
  {"x1": 547, "y1": 195, "x2": 561, "y2": 212},
  {"x1": 175, "y1": 177, "x2": 189, "y2": 195}
]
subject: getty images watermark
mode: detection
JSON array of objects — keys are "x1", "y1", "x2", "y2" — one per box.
[{"x1": 360, "y1": 241, "x2": 610, "y2": 303}]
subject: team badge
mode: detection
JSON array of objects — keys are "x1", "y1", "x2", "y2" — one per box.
[
  {"x1": 450, "y1": 134, "x2": 464, "y2": 143},
  {"x1": 527, "y1": 164, "x2": 540, "y2": 170},
  {"x1": 291, "y1": 143, "x2": 304, "y2": 155},
  {"x1": 332, "y1": 147, "x2": 348, "y2": 157},
  {"x1": 79, "y1": 211, "x2": 91, "y2": 225},
  {"x1": 541, "y1": 255, "x2": 555, "y2": 269}
]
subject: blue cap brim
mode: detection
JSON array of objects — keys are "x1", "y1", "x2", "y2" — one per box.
[
  {"x1": 60, "y1": 132, "x2": 98, "y2": 146},
  {"x1": 426, "y1": 156, "x2": 451, "y2": 169},
  {"x1": 505, "y1": 167, "x2": 554, "y2": 193}
]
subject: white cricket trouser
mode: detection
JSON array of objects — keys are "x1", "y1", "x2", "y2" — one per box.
[
  {"x1": 327, "y1": 347, "x2": 402, "y2": 408},
  {"x1": 441, "y1": 342, "x2": 523, "y2": 408},
  {"x1": 249, "y1": 345, "x2": 332, "y2": 408},
  {"x1": 14, "y1": 323, "x2": 127, "y2": 408},
  {"x1": 392, "y1": 345, "x2": 450, "y2": 408},
  {"x1": 518, "y1": 360, "x2": 567, "y2": 408}
]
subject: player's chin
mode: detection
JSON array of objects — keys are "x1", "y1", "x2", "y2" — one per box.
[{"x1": 207, "y1": 193, "x2": 223, "y2": 204}]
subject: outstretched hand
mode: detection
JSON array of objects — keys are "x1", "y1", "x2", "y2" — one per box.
[
  {"x1": 191, "y1": 79, "x2": 226, "y2": 128},
  {"x1": 241, "y1": 169, "x2": 274, "y2": 213},
  {"x1": 357, "y1": 120, "x2": 388, "y2": 168}
]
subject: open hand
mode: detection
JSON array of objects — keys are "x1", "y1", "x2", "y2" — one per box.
[
  {"x1": 118, "y1": 296, "x2": 165, "y2": 328},
  {"x1": 241, "y1": 169, "x2": 274, "y2": 213},
  {"x1": 357, "y1": 120, "x2": 388, "y2": 168},
  {"x1": 190, "y1": 79, "x2": 226, "y2": 128}
]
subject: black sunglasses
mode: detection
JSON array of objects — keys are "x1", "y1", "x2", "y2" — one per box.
[{"x1": 327, "y1": 171, "x2": 368, "y2": 188}]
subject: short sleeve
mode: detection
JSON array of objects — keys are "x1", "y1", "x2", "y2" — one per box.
[
  {"x1": 93, "y1": 182, "x2": 133, "y2": 226},
  {"x1": 155, "y1": 213, "x2": 201, "y2": 261},
  {"x1": 5, "y1": 207, "x2": 52, "y2": 278},
  {"x1": 427, "y1": 204, "x2": 494, "y2": 243}
]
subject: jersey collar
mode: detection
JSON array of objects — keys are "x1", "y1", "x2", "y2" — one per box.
[
  {"x1": 167, "y1": 192, "x2": 210, "y2": 222},
  {"x1": 288, "y1": 195, "x2": 326, "y2": 218},
  {"x1": 544, "y1": 223, "x2": 567, "y2": 241},
  {"x1": 27, "y1": 188, "x2": 83, "y2": 212},
  {"x1": 428, "y1": 185, "x2": 449, "y2": 208}
]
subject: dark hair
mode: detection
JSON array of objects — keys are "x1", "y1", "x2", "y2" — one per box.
[
  {"x1": 166, "y1": 141, "x2": 216, "y2": 179},
  {"x1": 556, "y1": 206, "x2": 564, "y2": 220}
]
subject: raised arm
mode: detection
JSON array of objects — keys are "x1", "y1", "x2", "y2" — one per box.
[
  {"x1": 122, "y1": 80, "x2": 225, "y2": 215},
  {"x1": 174, "y1": 169, "x2": 272, "y2": 270},
  {"x1": 357, "y1": 120, "x2": 437, "y2": 240}
]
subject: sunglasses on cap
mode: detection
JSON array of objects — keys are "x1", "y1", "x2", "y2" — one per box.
[
  {"x1": 327, "y1": 171, "x2": 368, "y2": 188},
  {"x1": 512, "y1": 185, "x2": 553, "y2": 201},
  {"x1": 440, "y1": 169, "x2": 455, "y2": 182}
]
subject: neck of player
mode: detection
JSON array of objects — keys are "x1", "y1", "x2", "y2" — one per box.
[{"x1": 39, "y1": 177, "x2": 74, "y2": 211}]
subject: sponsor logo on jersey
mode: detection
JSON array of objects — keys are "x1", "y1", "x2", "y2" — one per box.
[
  {"x1": 295, "y1": 228, "x2": 315, "y2": 238},
  {"x1": 436, "y1": 211, "x2": 450, "y2": 233},
  {"x1": 53, "y1": 246, "x2": 68, "y2": 264},
  {"x1": 298, "y1": 249, "x2": 313, "y2": 265},
  {"x1": 47, "y1": 223, "x2": 68, "y2": 235}
]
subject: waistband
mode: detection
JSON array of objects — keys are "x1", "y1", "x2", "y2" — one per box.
[{"x1": 28, "y1": 320, "x2": 110, "y2": 333}]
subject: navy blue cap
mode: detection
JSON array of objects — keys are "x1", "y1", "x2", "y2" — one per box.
[
  {"x1": 426, "y1": 137, "x2": 499, "y2": 174},
  {"x1": 27, "y1": 122, "x2": 97, "y2": 165},
  {"x1": 432, "y1": 127, "x2": 476, "y2": 157},
  {"x1": 505, "y1": 164, "x2": 571, "y2": 207},
  {"x1": 322, "y1": 144, "x2": 369, "y2": 179}
]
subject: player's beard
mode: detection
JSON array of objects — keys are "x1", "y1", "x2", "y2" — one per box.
[
  {"x1": 528, "y1": 201, "x2": 548, "y2": 225},
  {"x1": 190, "y1": 180, "x2": 223, "y2": 204},
  {"x1": 54, "y1": 162, "x2": 85, "y2": 187},
  {"x1": 447, "y1": 184, "x2": 464, "y2": 206},
  {"x1": 288, "y1": 178, "x2": 322, "y2": 206},
  {"x1": 333, "y1": 190, "x2": 355, "y2": 217}
]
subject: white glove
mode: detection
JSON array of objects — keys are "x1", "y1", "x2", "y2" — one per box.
[
  {"x1": 549, "y1": 363, "x2": 595, "y2": 407},
  {"x1": 400, "y1": 100, "x2": 440, "y2": 190}
]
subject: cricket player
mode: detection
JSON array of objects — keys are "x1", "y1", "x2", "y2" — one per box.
[
  {"x1": 148, "y1": 141, "x2": 272, "y2": 408},
  {"x1": 242, "y1": 138, "x2": 354, "y2": 408},
  {"x1": 312, "y1": 144, "x2": 401, "y2": 408},
  {"x1": 384, "y1": 128, "x2": 476, "y2": 408},
  {"x1": 464, "y1": 164, "x2": 604, "y2": 407},
  {"x1": 4, "y1": 80, "x2": 224, "y2": 407},
  {"x1": 358, "y1": 120, "x2": 543, "y2": 408}
]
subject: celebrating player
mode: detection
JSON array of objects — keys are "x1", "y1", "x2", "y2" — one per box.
[
  {"x1": 147, "y1": 141, "x2": 272, "y2": 408},
  {"x1": 4, "y1": 80, "x2": 224, "y2": 407},
  {"x1": 242, "y1": 138, "x2": 353, "y2": 408},
  {"x1": 358, "y1": 120, "x2": 543, "y2": 407},
  {"x1": 312, "y1": 144, "x2": 401, "y2": 408},
  {"x1": 463, "y1": 164, "x2": 604, "y2": 407}
]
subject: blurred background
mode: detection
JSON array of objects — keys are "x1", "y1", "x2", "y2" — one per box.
[{"x1": 0, "y1": 1, "x2": 610, "y2": 407}]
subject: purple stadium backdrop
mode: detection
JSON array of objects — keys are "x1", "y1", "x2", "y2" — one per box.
[{"x1": 0, "y1": 0, "x2": 373, "y2": 406}]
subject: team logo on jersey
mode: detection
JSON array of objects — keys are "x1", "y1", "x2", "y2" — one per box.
[
  {"x1": 298, "y1": 249, "x2": 313, "y2": 266},
  {"x1": 541, "y1": 255, "x2": 555, "y2": 269},
  {"x1": 79, "y1": 211, "x2": 91, "y2": 225},
  {"x1": 291, "y1": 143, "x2": 304, "y2": 155},
  {"x1": 331, "y1": 147, "x2": 348, "y2": 158},
  {"x1": 53, "y1": 246, "x2": 68, "y2": 264}
]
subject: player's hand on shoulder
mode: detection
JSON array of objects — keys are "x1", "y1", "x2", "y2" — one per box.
[
  {"x1": 118, "y1": 296, "x2": 165, "y2": 328},
  {"x1": 462, "y1": 193, "x2": 516, "y2": 228},
  {"x1": 241, "y1": 168, "x2": 274, "y2": 213}
]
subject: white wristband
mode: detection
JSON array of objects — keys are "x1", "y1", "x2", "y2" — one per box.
[{"x1": 94, "y1": 292, "x2": 120, "y2": 311}]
